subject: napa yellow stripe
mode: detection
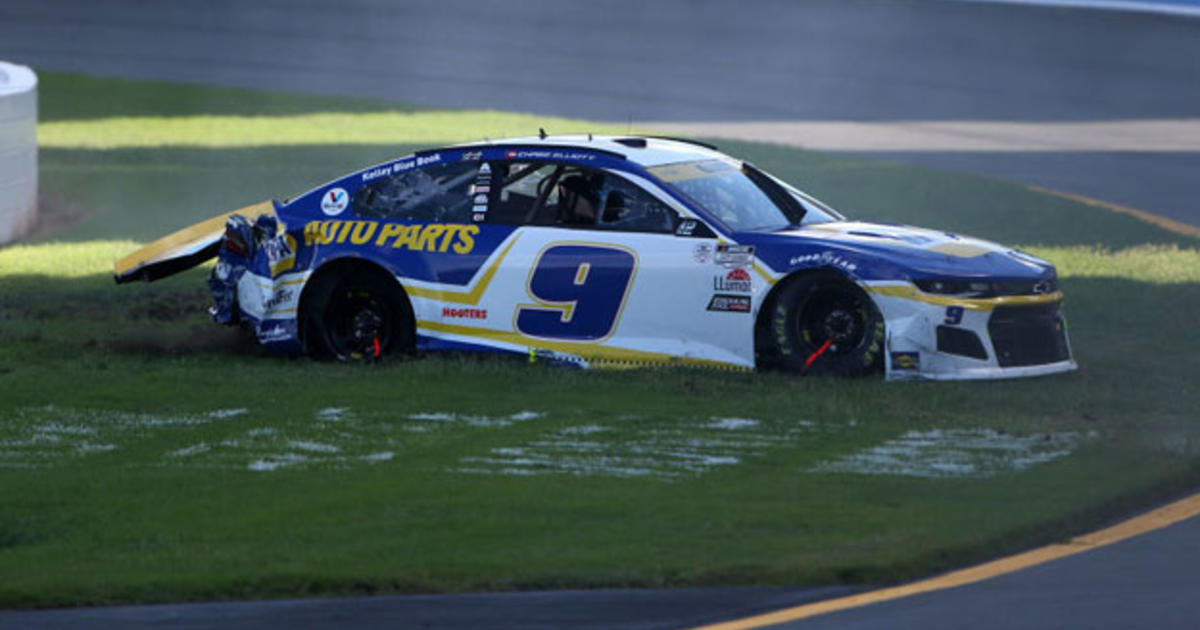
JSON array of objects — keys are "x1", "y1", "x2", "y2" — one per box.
[
  {"x1": 752, "y1": 262, "x2": 777, "y2": 286},
  {"x1": 417, "y1": 320, "x2": 748, "y2": 370},
  {"x1": 867, "y1": 285, "x2": 1063, "y2": 311},
  {"x1": 403, "y1": 237, "x2": 519, "y2": 305},
  {"x1": 927, "y1": 241, "x2": 992, "y2": 257}
]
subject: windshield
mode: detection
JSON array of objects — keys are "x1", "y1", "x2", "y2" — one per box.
[{"x1": 648, "y1": 159, "x2": 840, "y2": 231}]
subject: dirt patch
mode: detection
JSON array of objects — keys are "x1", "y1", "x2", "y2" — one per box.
[
  {"x1": 128, "y1": 291, "x2": 211, "y2": 322},
  {"x1": 106, "y1": 324, "x2": 266, "y2": 357},
  {"x1": 5, "y1": 287, "x2": 210, "y2": 323},
  {"x1": 24, "y1": 193, "x2": 90, "y2": 241}
]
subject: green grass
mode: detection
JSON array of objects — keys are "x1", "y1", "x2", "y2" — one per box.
[
  {"x1": 1, "y1": 72, "x2": 1199, "y2": 607},
  {"x1": 39, "y1": 112, "x2": 637, "y2": 149},
  {"x1": 38, "y1": 72, "x2": 416, "y2": 121}
]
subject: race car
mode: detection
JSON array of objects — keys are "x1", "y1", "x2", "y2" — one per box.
[{"x1": 114, "y1": 135, "x2": 1076, "y2": 380}]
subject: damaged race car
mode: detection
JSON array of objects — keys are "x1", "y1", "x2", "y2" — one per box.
[{"x1": 115, "y1": 135, "x2": 1076, "y2": 380}]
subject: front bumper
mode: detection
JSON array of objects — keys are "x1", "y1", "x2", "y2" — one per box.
[{"x1": 867, "y1": 282, "x2": 1077, "y2": 381}]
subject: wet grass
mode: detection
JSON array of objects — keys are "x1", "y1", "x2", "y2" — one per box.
[{"x1": 0, "y1": 72, "x2": 1198, "y2": 606}]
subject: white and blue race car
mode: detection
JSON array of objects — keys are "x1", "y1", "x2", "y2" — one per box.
[{"x1": 115, "y1": 135, "x2": 1076, "y2": 380}]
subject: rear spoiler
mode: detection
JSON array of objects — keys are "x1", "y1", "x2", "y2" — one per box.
[{"x1": 113, "y1": 200, "x2": 275, "y2": 284}]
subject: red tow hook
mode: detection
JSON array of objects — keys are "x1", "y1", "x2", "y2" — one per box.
[
  {"x1": 372, "y1": 336, "x2": 381, "y2": 359},
  {"x1": 802, "y1": 339, "x2": 834, "y2": 374}
]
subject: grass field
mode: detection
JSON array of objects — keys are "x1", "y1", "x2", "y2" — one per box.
[{"x1": 1, "y1": 73, "x2": 1199, "y2": 607}]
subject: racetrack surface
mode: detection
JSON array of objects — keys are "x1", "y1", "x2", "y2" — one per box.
[
  {"x1": 2, "y1": 0, "x2": 1198, "y2": 225},
  {"x1": 1, "y1": 0, "x2": 1198, "y2": 628},
  {"x1": 8, "y1": 511, "x2": 1197, "y2": 630},
  {"x1": 715, "y1": 506, "x2": 1200, "y2": 630},
  {"x1": 0, "y1": 587, "x2": 863, "y2": 630}
]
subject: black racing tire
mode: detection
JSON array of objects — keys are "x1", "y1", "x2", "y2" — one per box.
[
  {"x1": 302, "y1": 268, "x2": 414, "y2": 362},
  {"x1": 768, "y1": 271, "x2": 885, "y2": 376}
]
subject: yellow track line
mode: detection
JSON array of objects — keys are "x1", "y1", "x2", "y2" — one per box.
[
  {"x1": 686, "y1": 491, "x2": 1200, "y2": 630},
  {"x1": 1029, "y1": 185, "x2": 1200, "y2": 240}
]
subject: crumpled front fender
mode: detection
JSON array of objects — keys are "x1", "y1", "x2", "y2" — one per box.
[{"x1": 113, "y1": 200, "x2": 275, "y2": 283}]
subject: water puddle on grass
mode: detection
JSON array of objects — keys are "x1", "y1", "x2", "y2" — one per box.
[
  {"x1": 807, "y1": 429, "x2": 1080, "y2": 478},
  {"x1": 404, "y1": 411, "x2": 545, "y2": 428},
  {"x1": 0, "y1": 406, "x2": 546, "y2": 472},
  {"x1": 0, "y1": 406, "x2": 247, "y2": 468},
  {"x1": 162, "y1": 407, "x2": 542, "y2": 471},
  {"x1": 0, "y1": 407, "x2": 1082, "y2": 479},
  {"x1": 452, "y1": 416, "x2": 817, "y2": 480}
]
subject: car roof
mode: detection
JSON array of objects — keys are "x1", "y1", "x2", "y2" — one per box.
[{"x1": 452, "y1": 135, "x2": 731, "y2": 168}]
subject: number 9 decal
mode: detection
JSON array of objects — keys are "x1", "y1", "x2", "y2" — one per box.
[
  {"x1": 944, "y1": 306, "x2": 965, "y2": 326},
  {"x1": 516, "y1": 244, "x2": 637, "y2": 341}
]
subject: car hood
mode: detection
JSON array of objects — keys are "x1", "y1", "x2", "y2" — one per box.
[{"x1": 741, "y1": 221, "x2": 1055, "y2": 280}]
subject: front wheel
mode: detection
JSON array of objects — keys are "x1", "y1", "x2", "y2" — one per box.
[
  {"x1": 768, "y1": 272, "x2": 884, "y2": 376},
  {"x1": 303, "y1": 271, "x2": 414, "y2": 361}
]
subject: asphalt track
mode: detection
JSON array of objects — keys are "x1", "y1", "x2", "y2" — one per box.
[
  {"x1": 709, "y1": 510, "x2": 1200, "y2": 630},
  {"x1": 0, "y1": 587, "x2": 864, "y2": 630},
  {"x1": 2, "y1": 0, "x2": 1198, "y2": 225},
  {"x1": 1, "y1": 0, "x2": 1198, "y2": 628}
]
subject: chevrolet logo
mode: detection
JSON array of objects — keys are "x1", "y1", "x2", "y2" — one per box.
[{"x1": 1032, "y1": 280, "x2": 1053, "y2": 295}]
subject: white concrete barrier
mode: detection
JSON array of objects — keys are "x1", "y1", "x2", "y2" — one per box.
[{"x1": 0, "y1": 61, "x2": 38, "y2": 245}]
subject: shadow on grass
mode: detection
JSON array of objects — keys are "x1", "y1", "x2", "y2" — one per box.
[
  {"x1": 1, "y1": 271, "x2": 1199, "y2": 605},
  {"x1": 0, "y1": 269, "x2": 262, "y2": 358},
  {"x1": 37, "y1": 145, "x2": 425, "y2": 243},
  {"x1": 36, "y1": 142, "x2": 1200, "y2": 249},
  {"x1": 1, "y1": 267, "x2": 1198, "y2": 425},
  {"x1": 721, "y1": 140, "x2": 1200, "y2": 250}
]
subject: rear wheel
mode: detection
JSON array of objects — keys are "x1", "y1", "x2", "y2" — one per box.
[
  {"x1": 769, "y1": 272, "x2": 884, "y2": 376},
  {"x1": 303, "y1": 269, "x2": 413, "y2": 361}
]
